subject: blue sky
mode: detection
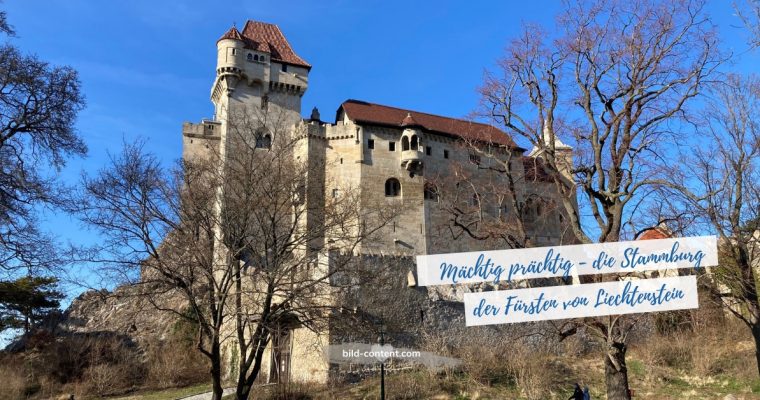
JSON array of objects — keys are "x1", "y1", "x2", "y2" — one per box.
[{"x1": 3, "y1": 0, "x2": 758, "y2": 295}]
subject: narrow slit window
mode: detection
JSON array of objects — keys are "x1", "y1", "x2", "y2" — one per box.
[{"x1": 424, "y1": 183, "x2": 438, "y2": 201}]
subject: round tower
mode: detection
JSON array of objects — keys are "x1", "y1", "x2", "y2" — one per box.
[{"x1": 215, "y1": 26, "x2": 245, "y2": 94}]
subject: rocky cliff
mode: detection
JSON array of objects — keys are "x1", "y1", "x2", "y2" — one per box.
[{"x1": 57, "y1": 284, "x2": 186, "y2": 345}]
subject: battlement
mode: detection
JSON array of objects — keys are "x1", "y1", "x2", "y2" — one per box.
[
  {"x1": 269, "y1": 64, "x2": 309, "y2": 95},
  {"x1": 303, "y1": 119, "x2": 359, "y2": 141},
  {"x1": 183, "y1": 120, "x2": 221, "y2": 139}
]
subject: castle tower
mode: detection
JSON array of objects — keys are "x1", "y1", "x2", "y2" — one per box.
[
  {"x1": 205, "y1": 21, "x2": 320, "y2": 384},
  {"x1": 212, "y1": 21, "x2": 311, "y2": 147}
]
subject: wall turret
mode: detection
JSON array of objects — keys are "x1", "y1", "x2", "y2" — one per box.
[
  {"x1": 400, "y1": 113, "x2": 423, "y2": 175},
  {"x1": 528, "y1": 121, "x2": 573, "y2": 183}
]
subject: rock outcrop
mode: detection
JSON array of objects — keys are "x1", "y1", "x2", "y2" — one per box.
[{"x1": 60, "y1": 284, "x2": 187, "y2": 345}]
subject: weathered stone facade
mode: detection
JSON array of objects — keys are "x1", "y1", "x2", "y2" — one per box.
[{"x1": 182, "y1": 20, "x2": 577, "y2": 384}]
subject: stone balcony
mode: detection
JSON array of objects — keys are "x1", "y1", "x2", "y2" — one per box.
[{"x1": 401, "y1": 149, "x2": 423, "y2": 171}]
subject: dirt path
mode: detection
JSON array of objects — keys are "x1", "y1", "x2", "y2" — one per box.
[{"x1": 178, "y1": 388, "x2": 235, "y2": 400}]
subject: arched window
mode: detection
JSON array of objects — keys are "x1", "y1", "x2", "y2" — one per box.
[
  {"x1": 522, "y1": 198, "x2": 540, "y2": 223},
  {"x1": 410, "y1": 135, "x2": 419, "y2": 151},
  {"x1": 522, "y1": 199, "x2": 532, "y2": 221},
  {"x1": 256, "y1": 133, "x2": 272, "y2": 149},
  {"x1": 247, "y1": 53, "x2": 253, "y2": 61},
  {"x1": 385, "y1": 178, "x2": 401, "y2": 197},
  {"x1": 402, "y1": 136, "x2": 410, "y2": 151},
  {"x1": 254, "y1": 54, "x2": 259, "y2": 61}
]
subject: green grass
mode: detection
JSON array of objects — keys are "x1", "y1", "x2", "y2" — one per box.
[
  {"x1": 628, "y1": 359, "x2": 646, "y2": 377},
  {"x1": 720, "y1": 376, "x2": 744, "y2": 393},
  {"x1": 110, "y1": 383, "x2": 211, "y2": 400}
]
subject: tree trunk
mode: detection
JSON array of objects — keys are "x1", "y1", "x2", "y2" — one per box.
[
  {"x1": 752, "y1": 323, "x2": 760, "y2": 377},
  {"x1": 211, "y1": 339, "x2": 224, "y2": 400},
  {"x1": 738, "y1": 243, "x2": 760, "y2": 377},
  {"x1": 605, "y1": 341, "x2": 631, "y2": 400},
  {"x1": 235, "y1": 381, "x2": 250, "y2": 400},
  {"x1": 237, "y1": 338, "x2": 268, "y2": 400}
]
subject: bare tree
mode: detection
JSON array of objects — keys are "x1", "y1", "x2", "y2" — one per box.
[
  {"x1": 431, "y1": 143, "x2": 528, "y2": 250},
  {"x1": 75, "y1": 140, "x2": 232, "y2": 399},
  {"x1": 736, "y1": 0, "x2": 760, "y2": 47},
  {"x1": 76, "y1": 105, "x2": 396, "y2": 400},
  {"x1": 429, "y1": 137, "x2": 572, "y2": 255},
  {"x1": 0, "y1": 9, "x2": 84, "y2": 271},
  {"x1": 665, "y1": 74, "x2": 760, "y2": 375},
  {"x1": 474, "y1": 1, "x2": 721, "y2": 398},
  {"x1": 218, "y1": 108, "x2": 395, "y2": 400},
  {"x1": 0, "y1": 8, "x2": 84, "y2": 341}
]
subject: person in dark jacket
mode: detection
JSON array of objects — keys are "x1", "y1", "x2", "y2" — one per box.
[{"x1": 569, "y1": 383, "x2": 584, "y2": 400}]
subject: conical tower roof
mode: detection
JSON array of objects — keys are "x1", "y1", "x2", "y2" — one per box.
[
  {"x1": 400, "y1": 112, "x2": 421, "y2": 128},
  {"x1": 218, "y1": 26, "x2": 244, "y2": 42}
]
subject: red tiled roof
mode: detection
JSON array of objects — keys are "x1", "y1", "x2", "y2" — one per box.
[
  {"x1": 339, "y1": 100, "x2": 521, "y2": 149},
  {"x1": 522, "y1": 156, "x2": 552, "y2": 182},
  {"x1": 218, "y1": 21, "x2": 311, "y2": 69},
  {"x1": 638, "y1": 227, "x2": 671, "y2": 240},
  {"x1": 219, "y1": 26, "x2": 244, "y2": 42}
]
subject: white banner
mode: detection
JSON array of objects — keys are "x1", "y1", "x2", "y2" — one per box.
[
  {"x1": 416, "y1": 236, "x2": 717, "y2": 286},
  {"x1": 464, "y1": 275, "x2": 699, "y2": 326}
]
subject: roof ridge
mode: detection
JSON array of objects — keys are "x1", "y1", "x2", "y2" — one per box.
[
  {"x1": 238, "y1": 19, "x2": 311, "y2": 68},
  {"x1": 245, "y1": 19, "x2": 277, "y2": 28},
  {"x1": 344, "y1": 99, "x2": 494, "y2": 128},
  {"x1": 267, "y1": 23, "x2": 307, "y2": 65}
]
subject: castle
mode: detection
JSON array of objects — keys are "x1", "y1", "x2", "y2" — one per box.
[{"x1": 181, "y1": 20, "x2": 575, "y2": 384}]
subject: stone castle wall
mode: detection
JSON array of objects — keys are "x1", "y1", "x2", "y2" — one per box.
[{"x1": 183, "y1": 23, "x2": 578, "y2": 385}]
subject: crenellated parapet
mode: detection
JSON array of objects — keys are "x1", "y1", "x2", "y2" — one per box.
[
  {"x1": 182, "y1": 120, "x2": 222, "y2": 139},
  {"x1": 300, "y1": 119, "x2": 360, "y2": 142}
]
